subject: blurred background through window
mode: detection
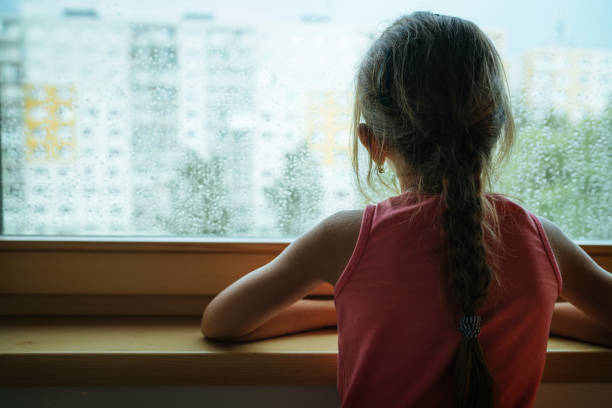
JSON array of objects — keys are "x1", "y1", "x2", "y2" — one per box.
[{"x1": 0, "y1": 0, "x2": 610, "y2": 240}]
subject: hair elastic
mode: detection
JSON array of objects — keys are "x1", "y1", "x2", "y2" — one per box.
[{"x1": 458, "y1": 315, "x2": 481, "y2": 338}]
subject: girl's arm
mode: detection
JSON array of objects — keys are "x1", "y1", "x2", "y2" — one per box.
[
  {"x1": 550, "y1": 302, "x2": 612, "y2": 347},
  {"x1": 538, "y1": 216, "x2": 612, "y2": 347},
  {"x1": 201, "y1": 210, "x2": 359, "y2": 342},
  {"x1": 204, "y1": 299, "x2": 337, "y2": 342}
]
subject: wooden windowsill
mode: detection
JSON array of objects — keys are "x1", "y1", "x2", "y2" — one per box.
[{"x1": 1, "y1": 316, "x2": 611, "y2": 386}]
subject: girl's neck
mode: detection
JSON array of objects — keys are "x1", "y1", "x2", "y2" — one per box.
[{"x1": 398, "y1": 178, "x2": 416, "y2": 194}]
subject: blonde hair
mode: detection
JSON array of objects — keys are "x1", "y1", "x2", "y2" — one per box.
[{"x1": 351, "y1": 11, "x2": 515, "y2": 408}]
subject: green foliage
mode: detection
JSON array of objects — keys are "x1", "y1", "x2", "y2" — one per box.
[
  {"x1": 265, "y1": 141, "x2": 323, "y2": 236},
  {"x1": 157, "y1": 149, "x2": 233, "y2": 235},
  {"x1": 496, "y1": 100, "x2": 612, "y2": 240}
]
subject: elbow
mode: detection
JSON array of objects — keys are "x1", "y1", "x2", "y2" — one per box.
[
  {"x1": 200, "y1": 318, "x2": 215, "y2": 340},
  {"x1": 201, "y1": 325, "x2": 243, "y2": 342},
  {"x1": 201, "y1": 328, "x2": 226, "y2": 341},
  {"x1": 201, "y1": 318, "x2": 226, "y2": 340},
  {"x1": 201, "y1": 306, "x2": 221, "y2": 339},
  {"x1": 202, "y1": 322, "x2": 250, "y2": 342},
  {"x1": 200, "y1": 303, "x2": 218, "y2": 339},
  {"x1": 201, "y1": 325, "x2": 232, "y2": 341},
  {"x1": 200, "y1": 304, "x2": 240, "y2": 341}
]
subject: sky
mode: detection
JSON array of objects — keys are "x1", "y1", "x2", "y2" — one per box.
[{"x1": 1, "y1": 0, "x2": 611, "y2": 57}]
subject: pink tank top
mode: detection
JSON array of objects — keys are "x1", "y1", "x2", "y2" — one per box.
[{"x1": 334, "y1": 192, "x2": 562, "y2": 408}]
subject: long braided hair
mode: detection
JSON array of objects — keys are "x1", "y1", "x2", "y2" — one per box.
[{"x1": 351, "y1": 12, "x2": 515, "y2": 408}]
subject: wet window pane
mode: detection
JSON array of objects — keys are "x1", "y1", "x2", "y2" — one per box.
[{"x1": 0, "y1": 1, "x2": 610, "y2": 240}]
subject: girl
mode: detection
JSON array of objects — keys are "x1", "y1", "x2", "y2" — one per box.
[{"x1": 201, "y1": 11, "x2": 612, "y2": 408}]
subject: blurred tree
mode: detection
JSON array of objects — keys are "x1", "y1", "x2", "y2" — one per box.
[
  {"x1": 265, "y1": 141, "x2": 323, "y2": 236},
  {"x1": 157, "y1": 149, "x2": 233, "y2": 235},
  {"x1": 497, "y1": 97, "x2": 611, "y2": 240}
]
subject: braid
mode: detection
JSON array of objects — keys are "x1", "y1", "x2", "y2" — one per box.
[
  {"x1": 351, "y1": 11, "x2": 516, "y2": 408},
  {"x1": 442, "y1": 153, "x2": 494, "y2": 408}
]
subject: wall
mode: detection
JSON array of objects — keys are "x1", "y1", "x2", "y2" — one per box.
[{"x1": 1, "y1": 384, "x2": 611, "y2": 407}]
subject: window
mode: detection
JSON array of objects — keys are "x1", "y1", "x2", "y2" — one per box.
[{"x1": 0, "y1": 1, "x2": 610, "y2": 241}]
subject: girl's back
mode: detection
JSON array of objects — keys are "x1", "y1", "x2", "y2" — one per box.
[
  {"x1": 202, "y1": 10, "x2": 612, "y2": 408},
  {"x1": 334, "y1": 192, "x2": 561, "y2": 408}
]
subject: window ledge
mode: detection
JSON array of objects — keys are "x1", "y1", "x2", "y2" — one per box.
[{"x1": 1, "y1": 316, "x2": 611, "y2": 385}]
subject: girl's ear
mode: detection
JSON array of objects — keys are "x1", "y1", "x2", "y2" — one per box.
[
  {"x1": 358, "y1": 123, "x2": 386, "y2": 165},
  {"x1": 357, "y1": 123, "x2": 375, "y2": 153}
]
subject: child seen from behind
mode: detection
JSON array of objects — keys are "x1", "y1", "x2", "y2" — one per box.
[{"x1": 201, "y1": 11, "x2": 612, "y2": 408}]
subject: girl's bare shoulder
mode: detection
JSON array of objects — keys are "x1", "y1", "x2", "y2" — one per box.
[
  {"x1": 323, "y1": 209, "x2": 365, "y2": 232},
  {"x1": 316, "y1": 210, "x2": 364, "y2": 286}
]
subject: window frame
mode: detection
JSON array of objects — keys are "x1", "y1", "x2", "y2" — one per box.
[
  {"x1": 0, "y1": 237, "x2": 331, "y2": 315},
  {"x1": 0, "y1": 237, "x2": 610, "y2": 316}
]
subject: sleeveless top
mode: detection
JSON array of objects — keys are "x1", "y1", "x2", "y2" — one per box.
[{"x1": 334, "y1": 192, "x2": 562, "y2": 408}]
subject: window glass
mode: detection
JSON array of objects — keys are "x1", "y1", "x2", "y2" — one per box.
[{"x1": 0, "y1": 0, "x2": 610, "y2": 240}]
